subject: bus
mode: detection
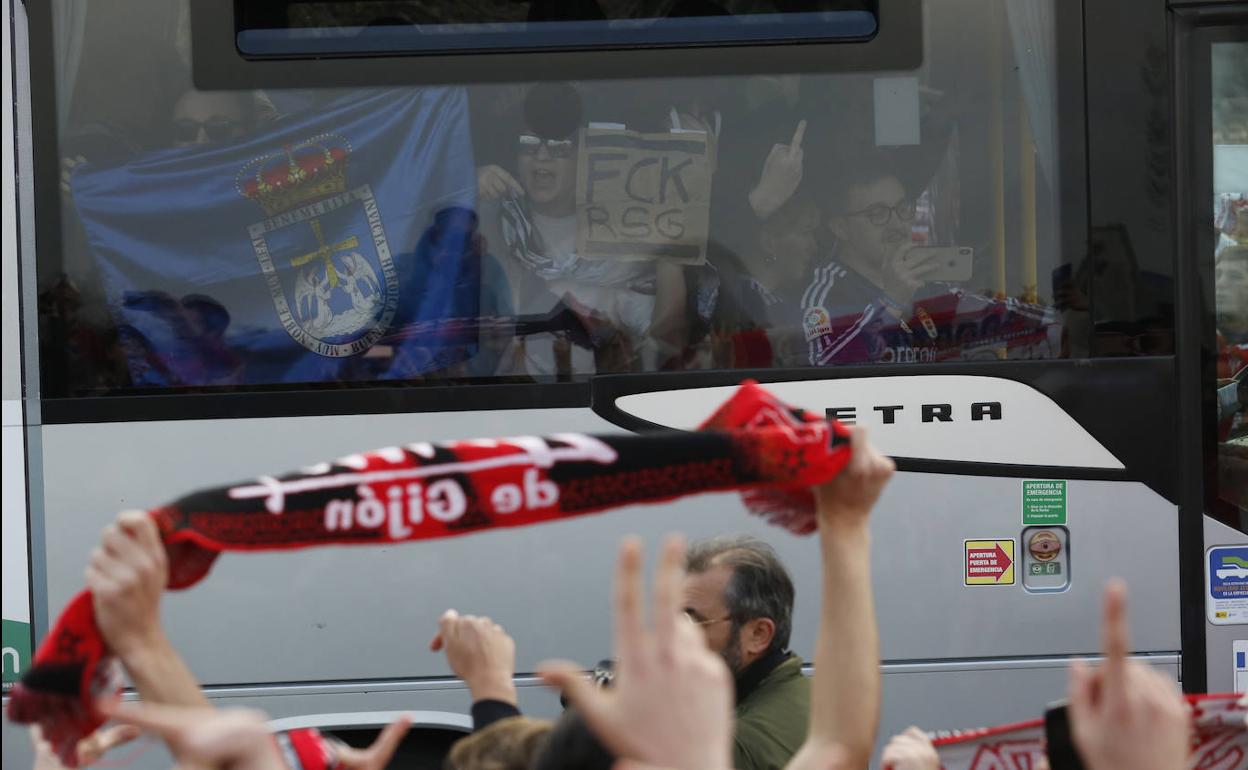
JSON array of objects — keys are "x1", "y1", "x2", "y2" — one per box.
[{"x1": 3, "y1": 0, "x2": 1246, "y2": 766}]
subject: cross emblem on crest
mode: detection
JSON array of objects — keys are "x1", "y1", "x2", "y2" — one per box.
[{"x1": 290, "y1": 218, "x2": 360, "y2": 288}]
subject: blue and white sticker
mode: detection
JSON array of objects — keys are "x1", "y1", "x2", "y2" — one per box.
[
  {"x1": 1207, "y1": 546, "x2": 1248, "y2": 625},
  {"x1": 1235, "y1": 640, "x2": 1248, "y2": 694}
]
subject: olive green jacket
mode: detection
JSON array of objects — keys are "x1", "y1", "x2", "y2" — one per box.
[{"x1": 732, "y1": 654, "x2": 811, "y2": 770}]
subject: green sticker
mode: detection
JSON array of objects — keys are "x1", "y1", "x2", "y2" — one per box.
[
  {"x1": 1022, "y1": 480, "x2": 1067, "y2": 525},
  {"x1": 1029, "y1": 562, "x2": 1063, "y2": 576},
  {"x1": 3, "y1": 618, "x2": 32, "y2": 689}
]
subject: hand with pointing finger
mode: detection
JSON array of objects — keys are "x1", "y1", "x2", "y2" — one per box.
[
  {"x1": 750, "y1": 120, "x2": 807, "y2": 220},
  {"x1": 1067, "y1": 579, "x2": 1189, "y2": 770}
]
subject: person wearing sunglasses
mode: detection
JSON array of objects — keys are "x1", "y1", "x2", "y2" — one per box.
[
  {"x1": 170, "y1": 89, "x2": 254, "y2": 148},
  {"x1": 479, "y1": 82, "x2": 688, "y2": 380}
]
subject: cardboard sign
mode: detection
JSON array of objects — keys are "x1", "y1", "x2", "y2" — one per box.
[{"x1": 576, "y1": 127, "x2": 712, "y2": 265}]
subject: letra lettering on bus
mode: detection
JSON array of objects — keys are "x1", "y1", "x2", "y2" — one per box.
[
  {"x1": 323, "y1": 467, "x2": 560, "y2": 537},
  {"x1": 825, "y1": 402, "x2": 1003, "y2": 425},
  {"x1": 227, "y1": 433, "x2": 617, "y2": 516}
]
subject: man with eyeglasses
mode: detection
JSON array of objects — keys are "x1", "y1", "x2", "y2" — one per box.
[
  {"x1": 799, "y1": 158, "x2": 948, "y2": 367},
  {"x1": 682, "y1": 535, "x2": 809, "y2": 770}
]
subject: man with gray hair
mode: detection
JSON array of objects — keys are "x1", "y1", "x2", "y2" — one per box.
[{"x1": 683, "y1": 535, "x2": 808, "y2": 770}]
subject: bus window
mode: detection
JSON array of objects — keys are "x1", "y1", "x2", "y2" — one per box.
[
  {"x1": 233, "y1": 1, "x2": 879, "y2": 57},
  {"x1": 1212, "y1": 40, "x2": 1248, "y2": 526},
  {"x1": 35, "y1": 0, "x2": 1163, "y2": 403}
]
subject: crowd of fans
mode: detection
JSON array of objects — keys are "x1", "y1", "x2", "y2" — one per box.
[{"x1": 25, "y1": 428, "x2": 1197, "y2": 770}]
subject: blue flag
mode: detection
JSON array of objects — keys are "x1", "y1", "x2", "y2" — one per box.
[{"x1": 72, "y1": 87, "x2": 480, "y2": 387}]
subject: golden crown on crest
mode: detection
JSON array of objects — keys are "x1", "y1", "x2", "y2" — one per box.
[{"x1": 236, "y1": 134, "x2": 353, "y2": 217}]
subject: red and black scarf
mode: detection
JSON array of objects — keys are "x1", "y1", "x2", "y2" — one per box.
[{"x1": 7, "y1": 381, "x2": 852, "y2": 765}]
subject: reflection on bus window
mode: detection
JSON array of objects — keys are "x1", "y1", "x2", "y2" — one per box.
[
  {"x1": 1212, "y1": 41, "x2": 1248, "y2": 524},
  {"x1": 233, "y1": 0, "x2": 879, "y2": 56},
  {"x1": 41, "y1": 0, "x2": 1151, "y2": 397}
]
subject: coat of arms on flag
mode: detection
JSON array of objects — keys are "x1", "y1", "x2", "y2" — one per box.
[{"x1": 237, "y1": 134, "x2": 399, "y2": 357}]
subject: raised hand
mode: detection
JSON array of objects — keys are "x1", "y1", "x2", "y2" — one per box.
[
  {"x1": 538, "y1": 535, "x2": 735, "y2": 770},
  {"x1": 880, "y1": 244, "x2": 942, "y2": 307},
  {"x1": 814, "y1": 426, "x2": 896, "y2": 529},
  {"x1": 86, "y1": 511, "x2": 168, "y2": 657},
  {"x1": 750, "y1": 120, "x2": 807, "y2": 220},
  {"x1": 1067, "y1": 579, "x2": 1189, "y2": 770},
  {"x1": 477, "y1": 165, "x2": 525, "y2": 201},
  {"x1": 430, "y1": 610, "x2": 518, "y2": 705}
]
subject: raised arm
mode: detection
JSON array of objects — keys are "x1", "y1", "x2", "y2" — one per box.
[{"x1": 797, "y1": 427, "x2": 893, "y2": 770}]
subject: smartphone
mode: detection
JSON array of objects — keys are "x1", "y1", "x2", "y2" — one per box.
[
  {"x1": 903, "y1": 246, "x2": 974, "y2": 282},
  {"x1": 1044, "y1": 701, "x2": 1086, "y2": 770}
]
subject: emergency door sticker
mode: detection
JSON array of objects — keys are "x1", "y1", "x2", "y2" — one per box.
[
  {"x1": 1235, "y1": 640, "x2": 1248, "y2": 694},
  {"x1": 964, "y1": 539, "x2": 1016, "y2": 586},
  {"x1": 1022, "y1": 480, "x2": 1067, "y2": 526},
  {"x1": 1208, "y1": 545, "x2": 1248, "y2": 625}
]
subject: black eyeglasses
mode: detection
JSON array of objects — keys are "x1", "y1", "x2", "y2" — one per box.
[
  {"x1": 842, "y1": 200, "x2": 917, "y2": 226},
  {"x1": 173, "y1": 118, "x2": 243, "y2": 144},
  {"x1": 518, "y1": 134, "x2": 577, "y2": 159},
  {"x1": 683, "y1": 609, "x2": 732, "y2": 627}
]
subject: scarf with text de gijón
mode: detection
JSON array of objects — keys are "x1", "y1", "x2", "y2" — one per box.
[{"x1": 7, "y1": 381, "x2": 852, "y2": 765}]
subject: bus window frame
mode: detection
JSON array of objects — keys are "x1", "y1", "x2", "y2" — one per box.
[
  {"x1": 1174, "y1": 15, "x2": 1248, "y2": 518},
  {"x1": 191, "y1": 0, "x2": 921, "y2": 90},
  {"x1": 1171, "y1": 0, "x2": 1248, "y2": 698}
]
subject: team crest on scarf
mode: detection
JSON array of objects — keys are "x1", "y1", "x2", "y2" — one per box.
[{"x1": 237, "y1": 134, "x2": 399, "y2": 357}]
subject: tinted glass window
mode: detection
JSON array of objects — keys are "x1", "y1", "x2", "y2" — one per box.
[
  {"x1": 235, "y1": 0, "x2": 879, "y2": 55},
  {"x1": 40, "y1": 0, "x2": 1105, "y2": 397},
  {"x1": 1212, "y1": 40, "x2": 1248, "y2": 523}
]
